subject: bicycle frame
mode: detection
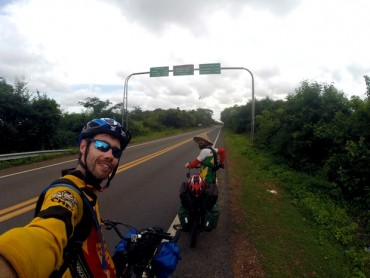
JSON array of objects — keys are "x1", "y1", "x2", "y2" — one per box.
[{"x1": 184, "y1": 169, "x2": 207, "y2": 248}]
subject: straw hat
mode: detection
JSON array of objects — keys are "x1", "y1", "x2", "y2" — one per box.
[{"x1": 193, "y1": 134, "x2": 213, "y2": 146}]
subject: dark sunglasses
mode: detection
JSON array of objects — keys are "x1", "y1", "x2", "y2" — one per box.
[{"x1": 91, "y1": 139, "x2": 122, "y2": 159}]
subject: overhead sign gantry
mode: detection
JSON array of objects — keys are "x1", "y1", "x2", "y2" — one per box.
[{"x1": 122, "y1": 63, "x2": 255, "y2": 144}]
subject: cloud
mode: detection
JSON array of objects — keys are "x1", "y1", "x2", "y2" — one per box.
[
  {"x1": 1, "y1": 0, "x2": 370, "y2": 121},
  {"x1": 109, "y1": 0, "x2": 301, "y2": 34}
]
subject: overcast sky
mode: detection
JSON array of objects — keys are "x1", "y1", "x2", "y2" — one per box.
[{"x1": 1, "y1": 0, "x2": 369, "y2": 121}]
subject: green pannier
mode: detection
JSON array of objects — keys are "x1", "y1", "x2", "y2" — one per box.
[
  {"x1": 203, "y1": 203, "x2": 221, "y2": 232},
  {"x1": 178, "y1": 205, "x2": 191, "y2": 231}
]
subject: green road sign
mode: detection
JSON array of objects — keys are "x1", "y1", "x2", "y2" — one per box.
[
  {"x1": 150, "y1": 66, "x2": 169, "y2": 77},
  {"x1": 173, "y1": 64, "x2": 194, "y2": 76},
  {"x1": 199, "y1": 63, "x2": 221, "y2": 74}
]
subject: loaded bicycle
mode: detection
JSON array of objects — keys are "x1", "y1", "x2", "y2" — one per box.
[
  {"x1": 178, "y1": 169, "x2": 220, "y2": 248},
  {"x1": 102, "y1": 219, "x2": 181, "y2": 278}
]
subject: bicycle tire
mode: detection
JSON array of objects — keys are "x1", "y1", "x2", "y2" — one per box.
[{"x1": 190, "y1": 211, "x2": 201, "y2": 248}]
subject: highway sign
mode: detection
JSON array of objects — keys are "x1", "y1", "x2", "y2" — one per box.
[
  {"x1": 150, "y1": 66, "x2": 169, "y2": 77},
  {"x1": 199, "y1": 63, "x2": 221, "y2": 74},
  {"x1": 173, "y1": 64, "x2": 194, "y2": 76}
]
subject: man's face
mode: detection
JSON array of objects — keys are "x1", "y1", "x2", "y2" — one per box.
[{"x1": 80, "y1": 133, "x2": 121, "y2": 180}]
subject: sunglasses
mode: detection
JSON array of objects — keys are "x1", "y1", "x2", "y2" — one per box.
[{"x1": 91, "y1": 139, "x2": 122, "y2": 159}]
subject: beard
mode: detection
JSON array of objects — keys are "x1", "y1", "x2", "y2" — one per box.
[{"x1": 87, "y1": 157, "x2": 113, "y2": 181}]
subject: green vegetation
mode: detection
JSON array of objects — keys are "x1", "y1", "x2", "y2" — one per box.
[
  {"x1": 222, "y1": 78, "x2": 370, "y2": 252},
  {"x1": 225, "y1": 130, "x2": 370, "y2": 277},
  {"x1": 0, "y1": 77, "x2": 217, "y2": 154}
]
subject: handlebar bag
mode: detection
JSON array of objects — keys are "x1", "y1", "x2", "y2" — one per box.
[
  {"x1": 152, "y1": 242, "x2": 181, "y2": 278},
  {"x1": 112, "y1": 229, "x2": 136, "y2": 276}
]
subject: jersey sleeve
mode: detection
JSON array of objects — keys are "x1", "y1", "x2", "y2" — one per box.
[
  {"x1": 0, "y1": 185, "x2": 84, "y2": 277},
  {"x1": 217, "y1": 148, "x2": 225, "y2": 164},
  {"x1": 187, "y1": 159, "x2": 201, "y2": 168}
]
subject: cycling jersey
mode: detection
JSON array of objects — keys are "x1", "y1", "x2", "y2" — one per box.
[
  {"x1": 0, "y1": 171, "x2": 116, "y2": 277},
  {"x1": 188, "y1": 147, "x2": 225, "y2": 184}
]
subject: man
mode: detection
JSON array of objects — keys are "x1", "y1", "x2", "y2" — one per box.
[
  {"x1": 185, "y1": 134, "x2": 225, "y2": 183},
  {"x1": 0, "y1": 118, "x2": 131, "y2": 277},
  {"x1": 179, "y1": 134, "x2": 225, "y2": 232}
]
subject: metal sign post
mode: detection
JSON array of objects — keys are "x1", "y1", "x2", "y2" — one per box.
[{"x1": 122, "y1": 64, "x2": 255, "y2": 144}]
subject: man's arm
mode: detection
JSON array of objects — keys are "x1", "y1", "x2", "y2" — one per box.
[
  {"x1": 186, "y1": 159, "x2": 201, "y2": 168},
  {"x1": 0, "y1": 255, "x2": 17, "y2": 278},
  {"x1": 0, "y1": 185, "x2": 84, "y2": 277},
  {"x1": 218, "y1": 148, "x2": 225, "y2": 164}
]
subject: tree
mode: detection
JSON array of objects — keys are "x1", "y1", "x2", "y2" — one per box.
[
  {"x1": 255, "y1": 108, "x2": 283, "y2": 148},
  {"x1": 78, "y1": 97, "x2": 112, "y2": 117},
  {"x1": 0, "y1": 78, "x2": 32, "y2": 153},
  {"x1": 364, "y1": 75, "x2": 370, "y2": 98},
  {"x1": 26, "y1": 92, "x2": 62, "y2": 150},
  {"x1": 106, "y1": 102, "x2": 123, "y2": 118},
  {"x1": 194, "y1": 108, "x2": 214, "y2": 127},
  {"x1": 221, "y1": 105, "x2": 246, "y2": 133},
  {"x1": 58, "y1": 113, "x2": 90, "y2": 147},
  {"x1": 268, "y1": 81, "x2": 352, "y2": 171},
  {"x1": 130, "y1": 106, "x2": 145, "y2": 122},
  {"x1": 13, "y1": 78, "x2": 31, "y2": 101},
  {"x1": 159, "y1": 108, "x2": 183, "y2": 128}
]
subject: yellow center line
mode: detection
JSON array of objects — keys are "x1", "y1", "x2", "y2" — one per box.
[
  {"x1": 0, "y1": 138, "x2": 192, "y2": 222},
  {"x1": 0, "y1": 204, "x2": 36, "y2": 222},
  {"x1": 117, "y1": 137, "x2": 192, "y2": 172},
  {"x1": 0, "y1": 197, "x2": 38, "y2": 217}
]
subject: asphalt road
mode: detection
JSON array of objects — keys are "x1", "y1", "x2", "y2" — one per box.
[{"x1": 0, "y1": 126, "x2": 233, "y2": 277}]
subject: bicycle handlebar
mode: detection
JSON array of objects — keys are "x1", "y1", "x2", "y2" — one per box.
[
  {"x1": 140, "y1": 229, "x2": 174, "y2": 241},
  {"x1": 102, "y1": 219, "x2": 181, "y2": 242},
  {"x1": 102, "y1": 219, "x2": 131, "y2": 239},
  {"x1": 186, "y1": 166, "x2": 201, "y2": 178}
]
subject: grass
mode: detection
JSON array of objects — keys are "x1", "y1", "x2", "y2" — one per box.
[
  {"x1": 129, "y1": 127, "x2": 200, "y2": 144},
  {"x1": 224, "y1": 130, "x2": 369, "y2": 278}
]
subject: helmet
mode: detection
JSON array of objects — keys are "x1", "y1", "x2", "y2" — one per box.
[
  {"x1": 79, "y1": 118, "x2": 131, "y2": 151},
  {"x1": 188, "y1": 174, "x2": 205, "y2": 197}
]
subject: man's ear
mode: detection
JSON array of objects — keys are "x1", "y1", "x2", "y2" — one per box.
[{"x1": 80, "y1": 139, "x2": 88, "y2": 154}]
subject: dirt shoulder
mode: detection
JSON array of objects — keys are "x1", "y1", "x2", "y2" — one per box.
[{"x1": 226, "y1": 154, "x2": 265, "y2": 277}]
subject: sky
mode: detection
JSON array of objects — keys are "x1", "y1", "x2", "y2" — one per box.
[{"x1": 1, "y1": 0, "x2": 369, "y2": 121}]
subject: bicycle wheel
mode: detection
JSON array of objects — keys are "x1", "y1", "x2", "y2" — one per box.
[{"x1": 190, "y1": 211, "x2": 201, "y2": 248}]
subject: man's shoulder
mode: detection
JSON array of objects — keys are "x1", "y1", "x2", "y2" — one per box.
[
  {"x1": 202, "y1": 147, "x2": 214, "y2": 153},
  {"x1": 198, "y1": 148, "x2": 212, "y2": 158},
  {"x1": 37, "y1": 176, "x2": 85, "y2": 213}
]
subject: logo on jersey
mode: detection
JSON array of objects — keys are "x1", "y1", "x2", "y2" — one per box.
[{"x1": 51, "y1": 190, "x2": 79, "y2": 210}]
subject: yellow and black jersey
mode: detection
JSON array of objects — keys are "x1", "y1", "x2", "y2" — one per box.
[{"x1": 0, "y1": 171, "x2": 116, "y2": 277}]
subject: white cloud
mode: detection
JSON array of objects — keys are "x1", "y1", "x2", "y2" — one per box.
[{"x1": 1, "y1": 0, "x2": 370, "y2": 121}]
